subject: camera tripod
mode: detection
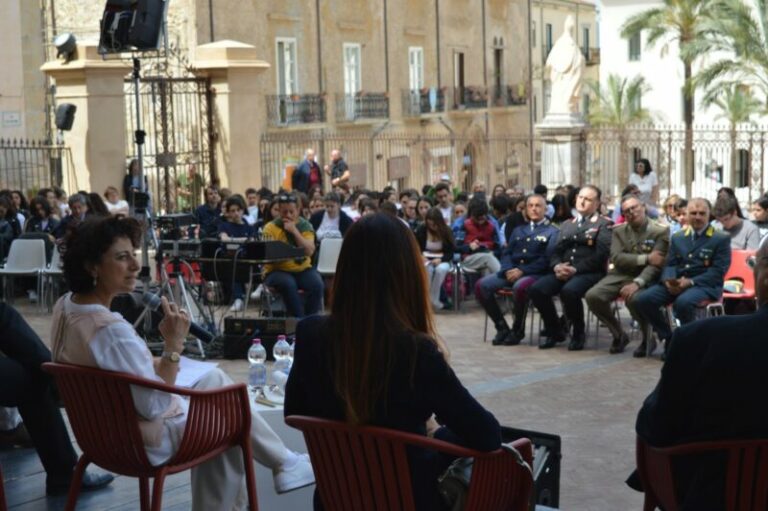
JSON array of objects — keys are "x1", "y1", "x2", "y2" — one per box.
[{"x1": 155, "y1": 239, "x2": 218, "y2": 358}]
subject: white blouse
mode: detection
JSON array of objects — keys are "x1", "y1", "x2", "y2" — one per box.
[{"x1": 64, "y1": 296, "x2": 187, "y2": 466}]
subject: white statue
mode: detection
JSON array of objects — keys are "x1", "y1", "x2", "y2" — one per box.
[{"x1": 545, "y1": 15, "x2": 585, "y2": 116}]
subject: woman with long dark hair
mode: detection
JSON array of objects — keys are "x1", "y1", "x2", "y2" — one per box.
[
  {"x1": 285, "y1": 213, "x2": 500, "y2": 510},
  {"x1": 415, "y1": 207, "x2": 455, "y2": 310}
]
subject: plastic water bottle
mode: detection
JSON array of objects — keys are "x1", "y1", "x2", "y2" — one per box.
[
  {"x1": 287, "y1": 338, "x2": 295, "y2": 365},
  {"x1": 272, "y1": 335, "x2": 292, "y2": 387},
  {"x1": 247, "y1": 338, "x2": 267, "y2": 394}
]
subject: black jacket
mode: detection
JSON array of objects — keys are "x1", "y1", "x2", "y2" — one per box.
[
  {"x1": 285, "y1": 315, "x2": 501, "y2": 511},
  {"x1": 551, "y1": 214, "x2": 613, "y2": 274},
  {"x1": 309, "y1": 210, "x2": 353, "y2": 238},
  {"x1": 414, "y1": 224, "x2": 455, "y2": 263},
  {"x1": 629, "y1": 306, "x2": 768, "y2": 510}
]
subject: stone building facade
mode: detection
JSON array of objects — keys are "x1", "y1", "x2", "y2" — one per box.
[{"x1": 5, "y1": 1, "x2": 599, "y2": 204}]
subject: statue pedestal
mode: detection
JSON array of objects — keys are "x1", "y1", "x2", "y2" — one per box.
[{"x1": 536, "y1": 113, "x2": 586, "y2": 189}]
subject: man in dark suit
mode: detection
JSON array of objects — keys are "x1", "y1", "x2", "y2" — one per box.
[
  {"x1": 292, "y1": 148, "x2": 322, "y2": 194},
  {"x1": 0, "y1": 303, "x2": 114, "y2": 495},
  {"x1": 528, "y1": 185, "x2": 613, "y2": 350},
  {"x1": 633, "y1": 198, "x2": 731, "y2": 353},
  {"x1": 628, "y1": 245, "x2": 768, "y2": 510}
]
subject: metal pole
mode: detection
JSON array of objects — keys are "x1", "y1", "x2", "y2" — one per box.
[{"x1": 132, "y1": 58, "x2": 152, "y2": 306}]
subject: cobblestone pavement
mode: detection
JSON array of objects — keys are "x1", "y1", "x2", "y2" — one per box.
[{"x1": 21, "y1": 297, "x2": 659, "y2": 510}]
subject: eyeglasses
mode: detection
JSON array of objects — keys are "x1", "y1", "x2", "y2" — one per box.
[
  {"x1": 277, "y1": 194, "x2": 298, "y2": 204},
  {"x1": 622, "y1": 204, "x2": 642, "y2": 215}
]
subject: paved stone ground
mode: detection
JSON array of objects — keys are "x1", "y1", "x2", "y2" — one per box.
[{"x1": 19, "y1": 296, "x2": 660, "y2": 510}]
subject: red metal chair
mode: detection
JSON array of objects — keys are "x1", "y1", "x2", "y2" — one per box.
[
  {"x1": 723, "y1": 249, "x2": 757, "y2": 301},
  {"x1": 636, "y1": 436, "x2": 768, "y2": 511},
  {"x1": 285, "y1": 415, "x2": 533, "y2": 511},
  {"x1": 42, "y1": 362, "x2": 258, "y2": 511}
]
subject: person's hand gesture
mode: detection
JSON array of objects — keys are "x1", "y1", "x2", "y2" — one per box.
[{"x1": 158, "y1": 297, "x2": 190, "y2": 353}]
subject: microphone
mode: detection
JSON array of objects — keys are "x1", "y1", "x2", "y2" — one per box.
[{"x1": 141, "y1": 292, "x2": 214, "y2": 344}]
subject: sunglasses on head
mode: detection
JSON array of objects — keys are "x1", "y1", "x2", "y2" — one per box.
[{"x1": 277, "y1": 194, "x2": 298, "y2": 204}]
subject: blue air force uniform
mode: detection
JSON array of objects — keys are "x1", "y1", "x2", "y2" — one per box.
[
  {"x1": 633, "y1": 224, "x2": 731, "y2": 343},
  {"x1": 477, "y1": 220, "x2": 559, "y2": 340}
]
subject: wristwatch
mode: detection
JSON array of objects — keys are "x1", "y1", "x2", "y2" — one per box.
[{"x1": 161, "y1": 351, "x2": 181, "y2": 363}]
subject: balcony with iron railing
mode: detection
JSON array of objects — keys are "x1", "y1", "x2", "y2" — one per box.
[
  {"x1": 489, "y1": 84, "x2": 528, "y2": 107},
  {"x1": 335, "y1": 92, "x2": 390, "y2": 122},
  {"x1": 585, "y1": 47, "x2": 600, "y2": 66},
  {"x1": 266, "y1": 94, "x2": 327, "y2": 127},
  {"x1": 401, "y1": 88, "x2": 448, "y2": 116},
  {"x1": 449, "y1": 86, "x2": 489, "y2": 110}
]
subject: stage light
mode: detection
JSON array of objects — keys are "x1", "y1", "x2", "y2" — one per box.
[{"x1": 54, "y1": 33, "x2": 77, "y2": 62}]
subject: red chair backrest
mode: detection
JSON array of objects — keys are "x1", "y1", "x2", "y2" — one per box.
[
  {"x1": 724, "y1": 249, "x2": 757, "y2": 298},
  {"x1": 42, "y1": 362, "x2": 249, "y2": 477},
  {"x1": 637, "y1": 436, "x2": 768, "y2": 511},
  {"x1": 286, "y1": 415, "x2": 533, "y2": 511}
]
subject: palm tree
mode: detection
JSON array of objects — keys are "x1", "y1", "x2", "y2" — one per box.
[
  {"x1": 621, "y1": 0, "x2": 716, "y2": 198},
  {"x1": 704, "y1": 85, "x2": 762, "y2": 186},
  {"x1": 692, "y1": 0, "x2": 768, "y2": 112},
  {"x1": 587, "y1": 74, "x2": 652, "y2": 186}
]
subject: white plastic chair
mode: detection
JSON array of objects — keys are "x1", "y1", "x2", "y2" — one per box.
[
  {"x1": 316, "y1": 237, "x2": 344, "y2": 277},
  {"x1": 0, "y1": 239, "x2": 47, "y2": 306},
  {"x1": 42, "y1": 248, "x2": 63, "y2": 311}
]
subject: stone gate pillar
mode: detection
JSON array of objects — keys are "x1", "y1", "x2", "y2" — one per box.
[
  {"x1": 536, "y1": 113, "x2": 587, "y2": 189},
  {"x1": 192, "y1": 41, "x2": 269, "y2": 193},
  {"x1": 41, "y1": 43, "x2": 131, "y2": 195}
]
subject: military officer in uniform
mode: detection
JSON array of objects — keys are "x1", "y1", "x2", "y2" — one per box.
[
  {"x1": 585, "y1": 195, "x2": 669, "y2": 355},
  {"x1": 476, "y1": 194, "x2": 560, "y2": 346},
  {"x1": 633, "y1": 198, "x2": 731, "y2": 354},
  {"x1": 529, "y1": 185, "x2": 613, "y2": 350}
]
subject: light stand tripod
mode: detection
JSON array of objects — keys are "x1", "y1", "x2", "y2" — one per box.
[{"x1": 128, "y1": 57, "x2": 156, "y2": 339}]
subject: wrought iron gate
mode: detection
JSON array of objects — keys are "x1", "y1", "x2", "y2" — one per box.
[{"x1": 124, "y1": 76, "x2": 215, "y2": 213}]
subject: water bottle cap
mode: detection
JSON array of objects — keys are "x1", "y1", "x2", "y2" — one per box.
[
  {"x1": 252, "y1": 338, "x2": 261, "y2": 344},
  {"x1": 277, "y1": 335, "x2": 286, "y2": 341}
]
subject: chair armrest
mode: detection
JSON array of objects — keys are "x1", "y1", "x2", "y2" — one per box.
[{"x1": 44, "y1": 362, "x2": 244, "y2": 397}]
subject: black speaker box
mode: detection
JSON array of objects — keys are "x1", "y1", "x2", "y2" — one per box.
[
  {"x1": 501, "y1": 426, "x2": 562, "y2": 509},
  {"x1": 55, "y1": 104, "x2": 77, "y2": 131},
  {"x1": 222, "y1": 316, "x2": 297, "y2": 360},
  {"x1": 128, "y1": 0, "x2": 168, "y2": 50}
]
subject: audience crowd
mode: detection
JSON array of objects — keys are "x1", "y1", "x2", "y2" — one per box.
[
  {"x1": 0, "y1": 150, "x2": 764, "y2": 358},
  {"x1": 3, "y1": 150, "x2": 768, "y2": 508}
]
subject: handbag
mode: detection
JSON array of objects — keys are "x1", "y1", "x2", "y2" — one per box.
[{"x1": 437, "y1": 443, "x2": 533, "y2": 510}]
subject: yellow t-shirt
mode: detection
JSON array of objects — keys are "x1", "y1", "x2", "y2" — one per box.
[{"x1": 262, "y1": 219, "x2": 315, "y2": 274}]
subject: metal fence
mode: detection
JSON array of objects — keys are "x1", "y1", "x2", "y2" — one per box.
[
  {"x1": 260, "y1": 129, "x2": 539, "y2": 193},
  {"x1": 124, "y1": 76, "x2": 215, "y2": 213},
  {"x1": 0, "y1": 138, "x2": 75, "y2": 195},
  {"x1": 583, "y1": 124, "x2": 768, "y2": 203}
]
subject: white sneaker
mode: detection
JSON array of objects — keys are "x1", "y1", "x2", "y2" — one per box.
[
  {"x1": 273, "y1": 452, "x2": 314, "y2": 494},
  {"x1": 229, "y1": 298, "x2": 244, "y2": 312},
  {"x1": 249, "y1": 284, "x2": 263, "y2": 300},
  {"x1": 27, "y1": 290, "x2": 38, "y2": 303}
]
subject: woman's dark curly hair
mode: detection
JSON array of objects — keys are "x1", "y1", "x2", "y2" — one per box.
[{"x1": 62, "y1": 215, "x2": 142, "y2": 293}]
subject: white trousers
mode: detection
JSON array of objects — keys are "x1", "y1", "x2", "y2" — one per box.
[
  {"x1": 190, "y1": 368, "x2": 288, "y2": 511},
  {"x1": 426, "y1": 262, "x2": 451, "y2": 308}
]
